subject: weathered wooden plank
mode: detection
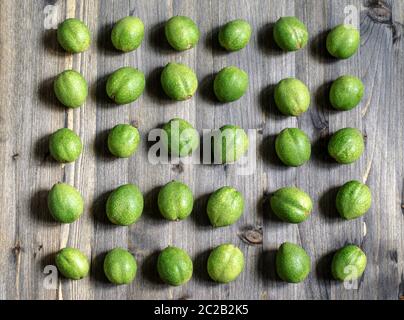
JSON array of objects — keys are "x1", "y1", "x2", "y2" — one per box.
[
  {"x1": 361, "y1": 0, "x2": 404, "y2": 300},
  {"x1": 0, "y1": 0, "x2": 18, "y2": 300},
  {"x1": 392, "y1": 0, "x2": 404, "y2": 301}
]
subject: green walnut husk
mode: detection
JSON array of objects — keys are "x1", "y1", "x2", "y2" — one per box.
[
  {"x1": 48, "y1": 182, "x2": 84, "y2": 223},
  {"x1": 331, "y1": 245, "x2": 367, "y2": 281},
  {"x1": 330, "y1": 75, "x2": 364, "y2": 111},
  {"x1": 274, "y1": 78, "x2": 310, "y2": 116},
  {"x1": 57, "y1": 18, "x2": 91, "y2": 53},
  {"x1": 275, "y1": 128, "x2": 311, "y2": 167},
  {"x1": 108, "y1": 124, "x2": 140, "y2": 158},
  {"x1": 111, "y1": 16, "x2": 144, "y2": 52},
  {"x1": 55, "y1": 247, "x2": 90, "y2": 280},
  {"x1": 218, "y1": 19, "x2": 252, "y2": 51},
  {"x1": 103, "y1": 248, "x2": 137, "y2": 285},
  {"x1": 160, "y1": 62, "x2": 198, "y2": 101},
  {"x1": 326, "y1": 24, "x2": 360, "y2": 59},
  {"x1": 207, "y1": 244, "x2": 244, "y2": 283},
  {"x1": 273, "y1": 16, "x2": 308, "y2": 51},
  {"x1": 158, "y1": 180, "x2": 194, "y2": 221},
  {"x1": 270, "y1": 187, "x2": 312, "y2": 224},
  {"x1": 106, "y1": 67, "x2": 145, "y2": 104},
  {"x1": 49, "y1": 128, "x2": 82, "y2": 163},
  {"x1": 328, "y1": 128, "x2": 364, "y2": 164},
  {"x1": 54, "y1": 70, "x2": 88, "y2": 108},
  {"x1": 106, "y1": 184, "x2": 144, "y2": 226},
  {"x1": 213, "y1": 66, "x2": 249, "y2": 102},
  {"x1": 165, "y1": 16, "x2": 200, "y2": 51},
  {"x1": 336, "y1": 180, "x2": 371, "y2": 220},
  {"x1": 157, "y1": 246, "x2": 193, "y2": 286},
  {"x1": 207, "y1": 186, "x2": 244, "y2": 227},
  {"x1": 276, "y1": 242, "x2": 311, "y2": 283},
  {"x1": 212, "y1": 125, "x2": 249, "y2": 163},
  {"x1": 161, "y1": 118, "x2": 199, "y2": 157}
]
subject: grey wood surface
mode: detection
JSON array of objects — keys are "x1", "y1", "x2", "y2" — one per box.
[{"x1": 0, "y1": 0, "x2": 403, "y2": 300}]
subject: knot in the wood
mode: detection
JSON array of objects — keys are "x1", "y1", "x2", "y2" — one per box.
[
  {"x1": 12, "y1": 242, "x2": 22, "y2": 256},
  {"x1": 172, "y1": 162, "x2": 184, "y2": 173},
  {"x1": 178, "y1": 294, "x2": 191, "y2": 300},
  {"x1": 239, "y1": 226, "x2": 263, "y2": 246},
  {"x1": 366, "y1": 0, "x2": 392, "y2": 24},
  {"x1": 389, "y1": 250, "x2": 398, "y2": 263}
]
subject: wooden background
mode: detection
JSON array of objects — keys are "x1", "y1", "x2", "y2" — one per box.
[{"x1": 0, "y1": 0, "x2": 403, "y2": 300}]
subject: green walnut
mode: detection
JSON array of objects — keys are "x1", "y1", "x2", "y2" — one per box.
[
  {"x1": 162, "y1": 118, "x2": 199, "y2": 157},
  {"x1": 218, "y1": 19, "x2": 252, "y2": 51},
  {"x1": 270, "y1": 187, "x2": 312, "y2": 224},
  {"x1": 276, "y1": 242, "x2": 311, "y2": 283},
  {"x1": 330, "y1": 75, "x2": 364, "y2": 111},
  {"x1": 106, "y1": 184, "x2": 144, "y2": 226},
  {"x1": 207, "y1": 244, "x2": 244, "y2": 283},
  {"x1": 157, "y1": 246, "x2": 193, "y2": 286},
  {"x1": 54, "y1": 70, "x2": 88, "y2": 108},
  {"x1": 160, "y1": 62, "x2": 198, "y2": 101},
  {"x1": 55, "y1": 247, "x2": 90, "y2": 280},
  {"x1": 331, "y1": 245, "x2": 367, "y2": 281},
  {"x1": 106, "y1": 67, "x2": 145, "y2": 105},
  {"x1": 326, "y1": 24, "x2": 360, "y2": 59},
  {"x1": 213, "y1": 66, "x2": 249, "y2": 102},
  {"x1": 111, "y1": 16, "x2": 144, "y2": 52},
  {"x1": 165, "y1": 16, "x2": 200, "y2": 51},
  {"x1": 57, "y1": 18, "x2": 91, "y2": 53},
  {"x1": 108, "y1": 124, "x2": 140, "y2": 158},
  {"x1": 273, "y1": 16, "x2": 309, "y2": 51},
  {"x1": 328, "y1": 128, "x2": 364, "y2": 164},
  {"x1": 103, "y1": 248, "x2": 137, "y2": 285},
  {"x1": 275, "y1": 128, "x2": 311, "y2": 167},
  {"x1": 48, "y1": 182, "x2": 84, "y2": 223},
  {"x1": 49, "y1": 128, "x2": 82, "y2": 163},
  {"x1": 274, "y1": 78, "x2": 310, "y2": 116},
  {"x1": 207, "y1": 186, "x2": 244, "y2": 227},
  {"x1": 336, "y1": 180, "x2": 371, "y2": 220},
  {"x1": 213, "y1": 125, "x2": 249, "y2": 163},
  {"x1": 158, "y1": 181, "x2": 193, "y2": 221}
]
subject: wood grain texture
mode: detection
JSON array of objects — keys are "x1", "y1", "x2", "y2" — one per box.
[{"x1": 0, "y1": 0, "x2": 403, "y2": 300}]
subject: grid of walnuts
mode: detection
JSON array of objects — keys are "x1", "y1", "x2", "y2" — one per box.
[{"x1": 47, "y1": 15, "x2": 369, "y2": 286}]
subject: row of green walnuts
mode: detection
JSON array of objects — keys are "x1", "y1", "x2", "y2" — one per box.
[
  {"x1": 57, "y1": 16, "x2": 359, "y2": 57},
  {"x1": 54, "y1": 64, "x2": 364, "y2": 113},
  {"x1": 55, "y1": 242, "x2": 366, "y2": 285},
  {"x1": 48, "y1": 176, "x2": 371, "y2": 227},
  {"x1": 48, "y1": 122, "x2": 365, "y2": 169}
]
